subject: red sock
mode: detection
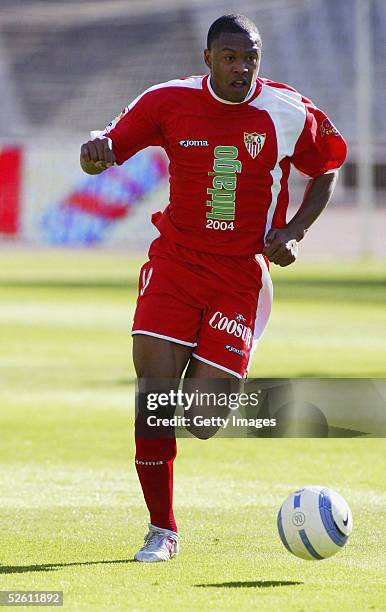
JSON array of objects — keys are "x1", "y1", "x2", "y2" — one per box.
[{"x1": 135, "y1": 435, "x2": 177, "y2": 532}]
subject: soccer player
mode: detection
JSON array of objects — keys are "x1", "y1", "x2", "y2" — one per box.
[{"x1": 80, "y1": 14, "x2": 346, "y2": 562}]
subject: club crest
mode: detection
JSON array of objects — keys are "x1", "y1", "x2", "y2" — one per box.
[
  {"x1": 244, "y1": 132, "x2": 266, "y2": 158},
  {"x1": 320, "y1": 118, "x2": 339, "y2": 137}
]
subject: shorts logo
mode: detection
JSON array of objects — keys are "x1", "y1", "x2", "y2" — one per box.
[
  {"x1": 179, "y1": 139, "x2": 209, "y2": 147},
  {"x1": 140, "y1": 266, "x2": 153, "y2": 296},
  {"x1": 320, "y1": 119, "x2": 339, "y2": 137},
  {"x1": 244, "y1": 132, "x2": 266, "y2": 158},
  {"x1": 225, "y1": 345, "x2": 244, "y2": 357},
  {"x1": 209, "y1": 311, "x2": 252, "y2": 348}
]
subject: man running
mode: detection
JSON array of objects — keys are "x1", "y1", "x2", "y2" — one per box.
[{"x1": 80, "y1": 14, "x2": 346, "y2": 562}]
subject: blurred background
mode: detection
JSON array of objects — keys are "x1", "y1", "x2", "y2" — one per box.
[
  {"x1": 0, "y1": 0, "x2": 385, "y2": 257},
  {"x1": 0, "y1": 0, "x2": 385, "y2": 380},
  {"x1": 0, "y1": 6, "x2": 384, "y2": 605}
]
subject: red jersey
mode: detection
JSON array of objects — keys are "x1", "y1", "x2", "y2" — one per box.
[{"x1": 103, "y1": 75, "x2": 346, "y2": 256}]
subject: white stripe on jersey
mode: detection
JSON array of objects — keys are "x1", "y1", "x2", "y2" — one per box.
[
  {"x1": 265, "y1": 162, "x2": 284, "y2": 240},
  {"x1": 98, "y1": 76, "x2": 205, "y2": 137},
  {"x1": 249, "y1": 84, "x2": 307, "y2": 238}
]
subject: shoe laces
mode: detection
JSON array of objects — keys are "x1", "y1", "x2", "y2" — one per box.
[{"x1": 142, "y1": 529, "x2": 175, "y2": 552}]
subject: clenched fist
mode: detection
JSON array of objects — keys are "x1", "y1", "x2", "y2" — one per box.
[
  {"x1": 263, "y1": 227, "x2": 302, "y2": 267},
  {"x1": 80, "y1": 137, "x2": 116, "y2": 174}
]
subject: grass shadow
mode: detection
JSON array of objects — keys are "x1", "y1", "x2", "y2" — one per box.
[
  {"x1": 195, "y1": 580, "x2": 303, "y2": 588},
  {"x1": 0, "y1": 559, "x2": 136, "y2": 575}
]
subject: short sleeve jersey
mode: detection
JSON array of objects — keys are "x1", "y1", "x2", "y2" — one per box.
[{"x1": 103, "y1": 75, "x2": 347, "y2": 256}]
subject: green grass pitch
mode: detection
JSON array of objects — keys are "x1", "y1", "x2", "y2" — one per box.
[{"x1": 0, "y1": 251, "x2": 385, "y2": 610}]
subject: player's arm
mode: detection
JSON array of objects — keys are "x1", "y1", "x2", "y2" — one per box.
[
  {"x1": 263, "y1": 102, "x2": 347, "y2": 267},
  {"x1": 287, "y1": 170, "x2": 339, "y2": 238},
  {"x1": 80, "y1": 89, "x2": 164, "y2": 176},
  {"x1": 80, "y1": 137, "x2": 116, "y2": 175},
  {"x1": 263, "y1": 171, "x2": 338, "y2": 267}
]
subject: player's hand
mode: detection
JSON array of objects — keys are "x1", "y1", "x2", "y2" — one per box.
[
  {"x1": 80, "y1": 137, "x2": 116, "y2": 171},
  {"x1": 263, "y1": 227, "x2": 300, "y2": 267}
]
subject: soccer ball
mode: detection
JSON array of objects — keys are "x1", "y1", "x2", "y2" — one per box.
[{"x1": 277, "y1": 485, "x2": 353, "y2": 560}]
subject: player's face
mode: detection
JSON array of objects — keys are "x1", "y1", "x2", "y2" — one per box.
[{"x1": 204, "y1": 32, "x2": 261, "y2": 103}]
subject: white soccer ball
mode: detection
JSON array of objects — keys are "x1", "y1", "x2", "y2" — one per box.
[{"x1": 277, "y1": 485, "x2": 353, "y2": 560}]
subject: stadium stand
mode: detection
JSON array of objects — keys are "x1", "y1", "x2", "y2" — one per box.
[{"x1": 0, "y1": 0, "x2": 385, "y2": 147}]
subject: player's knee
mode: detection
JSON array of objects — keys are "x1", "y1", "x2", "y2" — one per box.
[{"x1": 185, "y1": 424, "x2": 219, "y2": 440}]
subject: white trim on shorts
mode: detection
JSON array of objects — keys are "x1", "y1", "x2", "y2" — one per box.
[
  {"x1": 131, "y1": 330, "x2": 197, "y2": 347},
  {"x1": 191, "y1": 353, "x2": 243, "y2": 379},
  {"x1": 246, "y1": 255, "x2": 274, "y2": 373}
]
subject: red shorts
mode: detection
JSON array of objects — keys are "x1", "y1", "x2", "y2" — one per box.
[{"x1": 132, "y1": 236, "x2": 273, "y2": 379}]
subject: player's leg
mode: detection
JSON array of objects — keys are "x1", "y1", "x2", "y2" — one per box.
[
  {"x1": 133, "y1": 345, "x2": 238, "y2": 560},
  {"x1": 130, "y1": 245, "x2": 203, "y2": 561},
  {"x1": 133, "y1": 333, "x2": 192, "y2": 378},
  {"x1": 133, "y1": 334, "x2": 192, "y2": 520},
  {"x1": 133, "y1": 334, "x2": 191, "y2": 561},
  {"x1": 183, "y1": 357, "x2": 241, "y2": 439},
  {"x1": 182, "y1": 255, "x2": 273, "y2": 440}
]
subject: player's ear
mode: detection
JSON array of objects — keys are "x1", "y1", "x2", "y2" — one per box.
[{"x1": 204, "y1": 49, "x2": 211, "y2": 69}]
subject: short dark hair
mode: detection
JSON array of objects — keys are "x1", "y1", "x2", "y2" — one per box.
[{"x1": 207, "y1": 14, "x2": 262, "y2": 50}]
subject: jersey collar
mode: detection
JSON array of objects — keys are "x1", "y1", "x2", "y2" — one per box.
[{"x1": 203, "y1": 74, "x2": 262, "y2": 107}]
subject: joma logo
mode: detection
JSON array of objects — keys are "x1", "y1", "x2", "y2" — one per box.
[{"x1": 179, "y1": 139, "x2": 209, "y2": 147}]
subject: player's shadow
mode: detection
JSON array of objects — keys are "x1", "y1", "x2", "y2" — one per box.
[
  {"x1": 195, "y1": 580, "x2": 303, "y2": 588},
  {"x1": 0, "y1": 559, "x2": 136, "y2": 574}
]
